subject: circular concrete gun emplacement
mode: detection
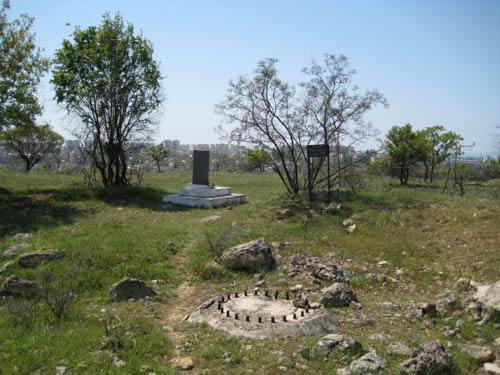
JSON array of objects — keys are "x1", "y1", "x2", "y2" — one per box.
[{"x1": 186, "y1": 289, "x2": 339, "y2": 339}]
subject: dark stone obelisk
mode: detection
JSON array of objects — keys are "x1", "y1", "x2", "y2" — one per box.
[{"x1": 192, "y1": 150, "x2": 210, "y2": 185}]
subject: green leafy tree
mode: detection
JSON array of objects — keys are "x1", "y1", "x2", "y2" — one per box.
[
  {"x1": 51, "y1": 13, "x2": 163, "y2": 187},
  {"x1": 0, "y1": 1, "x2": 49, "y2": 130},
  {"x1": 385, "y1": 124, "x2": 418, "y2": 185},
  {"x1": 150, "y1": 143, "x2": 169, "y2": 172},
  {"x1": 245, "y1": 149, "x2": 270, "y2": 172},
  {"x1": 419, "y1": 125, "x2": 463, "y2": 182},
  {"x1": 1, "y1": 123, "x2": 63, "y2": 171},
  {"x1": 483, "y1": 159, "x2": 500, "y2": 180}
]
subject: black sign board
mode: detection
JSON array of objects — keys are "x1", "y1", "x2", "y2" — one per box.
[
  {"x1": 307, "y1": 144, "x2": 329, "y2": 158},
  {"x1": 306, "y1": 144, "x2": 331, "y2": 202}
]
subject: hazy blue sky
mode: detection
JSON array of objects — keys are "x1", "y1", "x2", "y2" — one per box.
[{"x1": 9, "y1": 0, "x2": 500, "y2": 154}]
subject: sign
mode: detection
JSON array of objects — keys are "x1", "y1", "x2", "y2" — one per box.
[
  {"x1": 307, "y1": 144, "x2": 329, "y2": 158},
  {"x1": 306, "y1": 144, "x2": 331, "y2": 202}
]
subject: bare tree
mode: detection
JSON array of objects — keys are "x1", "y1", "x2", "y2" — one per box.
[{"x1": 217, "y1": 55, "x2": 387, "y2": 194}]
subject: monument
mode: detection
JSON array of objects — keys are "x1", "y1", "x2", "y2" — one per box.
[{"x1": 163, "y1": 150, "x2": 246, "y2": 208}]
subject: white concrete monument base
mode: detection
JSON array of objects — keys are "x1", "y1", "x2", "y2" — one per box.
[{"x1": 163, "y1": 184, "x2": 245, "y2": 208}]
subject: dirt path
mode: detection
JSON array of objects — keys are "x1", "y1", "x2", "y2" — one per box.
[{"x1": 161, "y1": 236, "x2": 201, "y2": 346}]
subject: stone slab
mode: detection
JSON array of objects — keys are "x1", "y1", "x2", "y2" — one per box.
[
  {"x1": 179, "y1": 184, "x2": 231, "y2": 198},
  {"x1": 193, "y1": 150, "x2": 210, "y2": 185},
  {"x1": 163, "y1": 193, "x2": 245, "y2": 208}
]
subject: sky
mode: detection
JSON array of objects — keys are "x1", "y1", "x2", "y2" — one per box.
[{"x1": 8, "y1": 0, "x2": 500, "y2": 155}]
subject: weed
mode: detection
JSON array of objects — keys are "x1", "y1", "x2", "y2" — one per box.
[
  {"x1": 38, "y1": 271, "x2": 75, "y2": 322},
  {"x1": 101, "y1": 312, "x2": 126, "y2": 351}
]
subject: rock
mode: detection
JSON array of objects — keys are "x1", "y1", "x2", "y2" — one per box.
[
  {"x1": 291, "y1": 284, "x2": 303, "y2": 292},
  {"x1": 288, "y1": 254, "x2": 345, "y2": 282},
  {"x1": 200, "y1": 215, "x2": 221, "y2": 223},
  {"x1": 221, "y1": 238, "x2": 276, "y2": 272},
  {"x1": 278, "y1": 209, "x2": 294, "y2": 218},
  {"x1": 455, "y1": 278, "x2": 471, "y2": 291},
  {"x1": 350, "y1": 301, "x2": 362, "y2": 310},
  {"x1": 272, "y1": 241, "x2": 291, "y2": 249},
  {"x1": 293, "y1": 295, "x2": 309, "y2": 309},
  {"x1": 459, "y1": 345, "x2": 495, "y2": 364},
  {"x1": 470, "y1": 280, "x2": 500, "y2": 324},
  {"x1": 315, "y1": 334, "x2": 362, "y2": 357},
  {"x1": 382, "y1": 301, "x2": 399, "y2": 310},
  {"x1": 495, "y1": 338, "x2": 500, "y2": 349},
  {"x1": 437, "y1": 295, "x2": 457, "y2": 313},
  {"x1": 348, "y1": 313, "x2": 373, "y2": 326},
  {"x1": 344, "y1": 224, "x2": 356, "y2": 233},
  {"x1": 388, "y1": 342, "x2": 412, "y2": 356},
  {"x1": 377, "y1": 260, "x2": 389, "y2": 267},
  {"x1": 0, "y1": 275, "x2": 39, "y2": 297},
  {"x1": 369, "y1": 333, "x2": 392, "y2": 342},
  {"x1": 484, "y1": 362, "x2": 500, "y2": 375},
  {"x1": 416, "y1": 302, "x2": 439, "y2": 317},
  {"x1": 310, "y1": 302, "x2": 321, "y2": 309},
  {"x1": 109, "y1": 277, "x2": 156, "y2": 301},
  {"x1": 0, "y1": 260, "x2": 14, "y2": 273},
  {"x1": 55, "y1": 366, "x2": 67, "y2": 375},
  {"x1": 320, "y1": 283, "x2": 357, "y2": 307},
  {"x1": 14, "y1": 232, "x2": 32, "y2": 239},
  {"x1": 342, "y1": 218, "x2": 354, "y2": 228},
  {"x1": 171, "y1": 356, "x2": 193, "y2": 371},
  {"x1": 255, "y1": 279, "x2": 265, "y2": 287},
  {"x1": 325, "y1": 203, "x2": 341, "y2": 215},
  {"x1": 3, "y1": 242, "x2": 29, "y2": 257},
  {"x1": 112, "y1": 356, "x2": 126, "y2": 367},
  {"x1": 18, "y1": 249, "x2": 61, "y2": 268},
  {"x1": 337, "y1": 350, "x2": 385, "y2": 375},
  {"x1": 399, "y1": 340, "x2": 454, "y2": 375},
  {"x1": 365, "y1": 273, "x2": 377, "y2": 282}
]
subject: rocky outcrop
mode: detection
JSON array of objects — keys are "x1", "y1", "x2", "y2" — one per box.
[
  {"x1": 459, "y1": 344, "x2": 495, "y2": 364},
  {"x1": 286, "y1": 254, "x2": 345, "y2": 282},
  {"x1": 18, "y1": 249, "x2": 61, "y2": 268},
  {"x1": 221, "y1": 238, "x2": 276, "y2": 272},
  {"x1": 3, "y1": 243, "x2": 29, "y2": 257},
  {"x1": 0, "y1": 275, "x2": 39, "y2": 297},
  {"x1": 315, "y1": 334, "x2": 362, "y2": 357},
  {"x1": 399, "y1": 341, "x2": 454, "y2": 375},
  {"x1": 320, "y1": 283, "x2": 357, "y2": 307},
  {"x1": 467, "y1": 280, "x2": 500, "y2": 325},
  {"x1": 109, "y1": 277, "x2": 156, "y2": 301},
  {"x1": 337, "y1": 350, "x2": 385, "y2": 375}
]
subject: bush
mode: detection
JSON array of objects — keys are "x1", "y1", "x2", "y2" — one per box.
[{"x1": 38, "y1": 272, "x2": 75, "y2": 322}]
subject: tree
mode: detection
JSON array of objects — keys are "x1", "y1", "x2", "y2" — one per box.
[
  {"x1": 0, "y1": 1, "x2": 49, "y2": 130},
  {"x1": 385, "y1": 124, "x2": 418, "y2": 185},
  {"x1": 1, "y1": 123, "x2": 63, "y2": 171},
  {"x1": 418, "y1": 126, "x2": 463, "y2": 182},
  {"x1": 245, "y1": 149, "x2": 270, "y2": 172},
  {"x1": 51, "y1": 13, "x2": 163, "y2": 187},
  {"x1": 217, "y1": 55, "x2": 386, "y2": 194},
  {"x1": 150, "y1": 143, "x2": 169, "y2": 172}
]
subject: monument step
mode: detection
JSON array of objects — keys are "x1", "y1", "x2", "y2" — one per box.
[
  {"x1": 179, "y1": 184, "x2": 231, "y2": 198},
  {"x1": 163, "y1": 193, "x2": 246, "y2": 208}
]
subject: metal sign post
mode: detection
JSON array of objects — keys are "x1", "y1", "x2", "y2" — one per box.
[{"x1": 306, "y1": 144, "x2": 330, "y2": 202}]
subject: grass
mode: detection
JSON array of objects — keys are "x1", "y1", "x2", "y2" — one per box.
[{"x1": 0, "y1": 168, "x2": 499, "y2": 374}]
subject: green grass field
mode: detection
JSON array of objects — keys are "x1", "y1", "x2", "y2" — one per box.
[{"x1": 0, "y1": 169, "x2": 499, "y2": 374}]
